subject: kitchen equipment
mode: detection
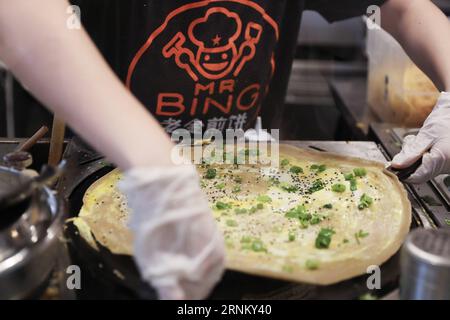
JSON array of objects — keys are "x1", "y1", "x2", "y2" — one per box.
[
  {"x1": 48, "y1": 117, "x2": 66, "y2": 167},
  {"x1": 0, "y1": 159, "x2": 66, "y2": 299},
  {"x1": 400, "y1": 228, "x2": 450, "y2": 299},
  {"x1": 3, "y1": 151, "x2": 34, "y2": 170},
  {"x1": 366, "y1": 24, "x2": 440, "y2": 127},
  {"x1": 16, "y1": 126, "x2": 49, "y2": 153},
  {"x1": 58, "y1": 138, "x2": 405, "y2": 299},
  {"x1": 386, "y1": 157, "x2": 424, "y2": 182},
  {"x1": 0, "y1": 159, "x2": 65, "y2": 213},
  {"x1": 370, "y1": 124, "x2": 450, "y2": 229}
]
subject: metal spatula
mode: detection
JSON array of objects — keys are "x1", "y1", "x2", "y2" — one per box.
[{"x1": 386, "y1": 157, "x2": 423, "y2": 181}]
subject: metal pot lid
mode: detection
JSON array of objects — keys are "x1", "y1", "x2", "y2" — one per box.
[
  {"x1": 0, "y1": 186, "x2": 65, "y2": 300},
  {"x1": 0, "y1": 160, "x2": 65, "y2": 215},
  {"x1": 0, "y1": 186, "x2": 62, "y2": 268},
  {"x1": 0, "y1": 166, "x2": 32, "y2": 199},
  {"x1": 0, "y1": 165, "x2": 63, "y2": 266},
  {"x1": 0, "y1": 167, "x2": 34, "y2": 231}
]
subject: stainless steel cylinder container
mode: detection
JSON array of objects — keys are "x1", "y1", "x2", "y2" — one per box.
[{"x1": 400, "y1": 228, "x2": 450, "y2": 300}]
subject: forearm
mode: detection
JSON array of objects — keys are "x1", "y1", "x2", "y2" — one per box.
[
  {"x1": 381, "y1": 0, "x2": 450, "y2": 92},
  {"x1": 0, "y1": 0, "x2": 174, "y2": 170}
]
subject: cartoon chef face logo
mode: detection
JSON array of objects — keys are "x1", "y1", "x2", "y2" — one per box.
[
  {"x1": 162, "y1": 7, "x2": 262, "y2": 81},
  {"x1": 126, "y1": 1, "x2": 279, "y2": 131},
  {"x1": 190, "y1": 8, "x2": 241, "y2": 77}
]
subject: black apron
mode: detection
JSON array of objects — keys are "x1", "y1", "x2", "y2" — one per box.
[{"x1": 72, "y1": 0, "x2": 386, "y2": 133}]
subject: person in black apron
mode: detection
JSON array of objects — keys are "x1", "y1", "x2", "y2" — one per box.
[{"x1": 1, "y1": 0, "x2": 449, "y2": 299}]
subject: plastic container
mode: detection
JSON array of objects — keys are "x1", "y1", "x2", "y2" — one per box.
[{"x1": 366, "y1": 25, "x2": 439, "y2": 127}]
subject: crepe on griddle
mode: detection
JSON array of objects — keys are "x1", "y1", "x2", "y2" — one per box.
[
  {"x1": 73, "y1": 144, "x2": 411, "y2": 285},
  {"x1": 73, "y1": 169, "x2": 133, "y2": 255}
]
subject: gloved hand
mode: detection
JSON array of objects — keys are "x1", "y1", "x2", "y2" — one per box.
[
  {"x1": 119, "y1": 165, "x2": 225, "y2": 300},
  {"x1": 392, "y1": 92, "x2": 450, "y2": 184}
]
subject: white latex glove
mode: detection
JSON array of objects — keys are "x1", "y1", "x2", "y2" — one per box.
[
  {"x1": 392, "y1": 92, "x2": 450, "y2": 184},
  {"x1": 119, "y1": 165, "x2": 225, "y2": 300}
]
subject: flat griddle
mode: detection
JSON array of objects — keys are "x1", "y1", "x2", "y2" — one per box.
[{"x1": 59, "y1": 137, "x2": 412, "y2": 299}]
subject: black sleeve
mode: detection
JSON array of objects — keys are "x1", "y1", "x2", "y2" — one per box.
[{"x1": 305, "y1": 0, "x2": 387, "y2": 23}]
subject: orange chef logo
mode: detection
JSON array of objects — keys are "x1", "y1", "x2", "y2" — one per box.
[
  {"x1": 162, "y1": 8, "x2": 262, "y2": 81},
  {"x1": 126, "y1": 0, "x2": 279, "y2": 132}
]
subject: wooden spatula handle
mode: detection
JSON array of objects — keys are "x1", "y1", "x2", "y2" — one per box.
[{"x1": 48, "y1": 117, "x2": 66, "y2": 166}]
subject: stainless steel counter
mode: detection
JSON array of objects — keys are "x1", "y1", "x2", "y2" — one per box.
[{"x1": 284, "y1": 140, "x2": 387, "y2": 163}]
